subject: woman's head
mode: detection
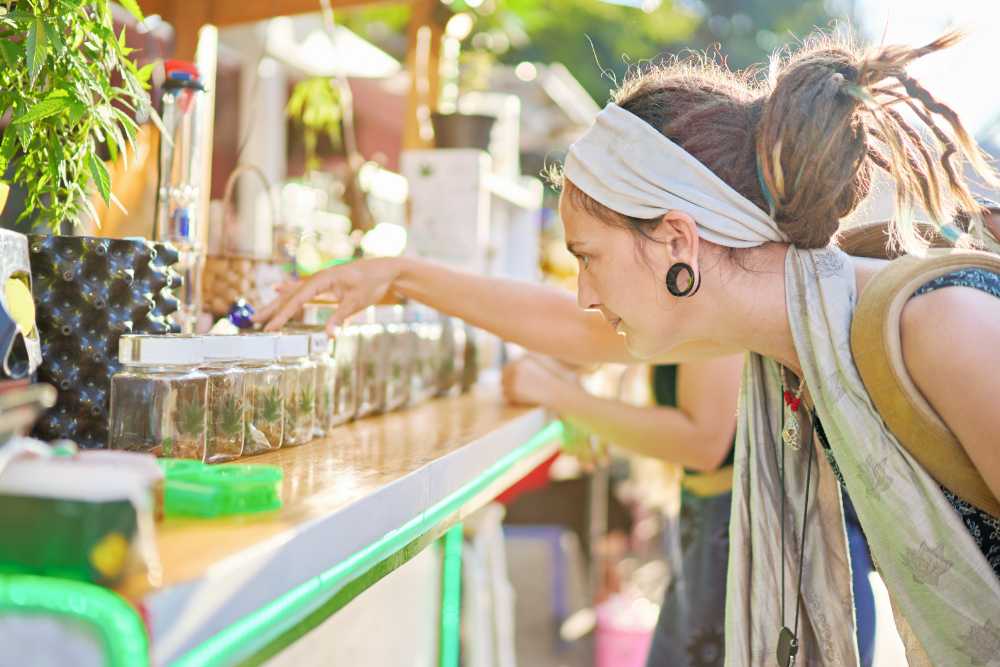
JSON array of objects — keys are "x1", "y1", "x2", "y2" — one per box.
[{"x1": 557, "y1": 30, "x2": 998, "y2": 357}]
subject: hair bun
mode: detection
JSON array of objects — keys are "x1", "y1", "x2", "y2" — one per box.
[{"x1": 756, "y1": 44, "x2": 869, "y2": 248}]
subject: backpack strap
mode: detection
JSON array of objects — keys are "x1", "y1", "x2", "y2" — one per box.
[{"x1": 850, "y1": 250, "x2": 1000, "y2": 517}]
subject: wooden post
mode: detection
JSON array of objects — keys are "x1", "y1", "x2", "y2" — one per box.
[
  {"x1": 404, "y1": 0, "x2": 443, "y2": 150},
  {"x1": 161, "y1": 0, "x2": 211, "y2": 61}
]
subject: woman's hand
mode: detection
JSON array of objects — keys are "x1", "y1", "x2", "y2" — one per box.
[
  {"x1": 252, "y1": 257, "x2": 402, "y2": 333},
  {"x1": 502, "y1": 356, "x2": 607, "y2": 467},
  {"x1": 501, "y1": 355, "x2": 578, "y2": 408}
]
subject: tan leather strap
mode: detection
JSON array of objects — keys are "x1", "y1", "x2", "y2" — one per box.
[
  {"x1": 850, "y1": 250, "x2": 1000, "y2": 516},
  {"x1": 681, "y1": 465, "x2": 734, "y2": 497}
]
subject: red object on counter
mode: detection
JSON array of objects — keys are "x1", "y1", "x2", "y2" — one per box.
[{"x1": 494, "y1": 452, "x2": 560, "y2": 505}]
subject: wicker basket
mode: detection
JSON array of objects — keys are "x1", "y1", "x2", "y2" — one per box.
[{"x1": 201, "y1": 165, "x2": 288, "y2": 317}]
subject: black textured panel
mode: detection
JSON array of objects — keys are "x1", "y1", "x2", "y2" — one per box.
[{"x1": 28, "y1": 235, "x2": 181, "y2": 448}]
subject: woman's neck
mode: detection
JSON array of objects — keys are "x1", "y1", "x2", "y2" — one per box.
[{"x1": 698, "y1": 243, "x2": 805, "y2": 376}]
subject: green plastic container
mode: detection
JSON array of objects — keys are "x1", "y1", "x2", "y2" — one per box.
[{"x1": 158, "y1": 459, "x2": 283, "y2": 518}]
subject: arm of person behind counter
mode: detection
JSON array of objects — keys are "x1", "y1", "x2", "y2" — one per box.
[{"x1": 503, "y1": 355, "x2": 743, "y2": 471}]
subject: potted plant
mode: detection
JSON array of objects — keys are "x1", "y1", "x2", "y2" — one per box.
[
  {"x1": 1, "y1": 1, "x2": 182, "y2": 449},
  {"x1": 286, "y1": 76, "x2": 342, "y2": 175},
  {"x1": 0, "y1": 0, "x2": 153, "y2": 232}
]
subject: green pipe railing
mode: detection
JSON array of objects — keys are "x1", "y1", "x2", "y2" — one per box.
[
  {"x1": 438, "y1": 523, "x2": 464, "y2": 667},
  {"x1": 0, "y1": 573, "x2": 149, "y2": 667}
]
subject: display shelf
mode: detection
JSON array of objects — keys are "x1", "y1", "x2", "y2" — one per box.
[{"x1": 120, "y1": 387, "x2": 558, "y2": 665}]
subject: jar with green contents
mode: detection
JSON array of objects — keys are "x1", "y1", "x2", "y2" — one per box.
[
  {"x1": 110, "y1": 335, "x2": 208, "y2": 460},
  {"x1": 407, "y1": 305, "x2": 443, "y2": 405},
  {"x1": 237, "y1": 334, "x2": 284, "y2": 454},
  {"x1": 330, "y1": 324, "x2": 359, "y2": 426},
  {"x1": 199, "y1": 336, "x2": 246, "y2": 463},
  {"x1": 436, "y1": 316, "x2": 465, "y2": 397},
  {"x1": 378, "y1": 305, "x2": 412, "y2": 412},
  {"x1": 354, "y1": 308, "x2": 387, "y2": 418},
  {"x1": 275, "y1": 334, "x2": 315, "y2": 446},
  {"x1": 308, "y1": 331, "x2": 334, "y2": 438},
  {"x1": 460, "y1": 320, "x2": 479, "y2": 393}
]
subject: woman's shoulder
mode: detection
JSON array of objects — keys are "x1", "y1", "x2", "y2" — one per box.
[
  {"x1": 902, "y1": 267, "x2": 1000, "y2": 344},
  {"x1": 901, "y1": 279, "x2": 1000, "y2": 416}
]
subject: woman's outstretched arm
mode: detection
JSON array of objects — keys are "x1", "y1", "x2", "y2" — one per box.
[{"x1": 254, "y1": 256, "x2": 739, "y2": 365}]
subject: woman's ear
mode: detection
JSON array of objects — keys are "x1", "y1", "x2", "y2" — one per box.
[{"x1": 654, "y1": 210, "x2": 700, "y2": 268}]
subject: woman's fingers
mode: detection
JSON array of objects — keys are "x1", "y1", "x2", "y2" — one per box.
[
  {"x1": 262, "y1": 274, "x2": 332, "y2": 331},
  {"x1": 252, "y1": 280, "x2": 302, "y2": 323},
  {"x1": 324, "y1": 294, "x2": 363, "y2": 334}
]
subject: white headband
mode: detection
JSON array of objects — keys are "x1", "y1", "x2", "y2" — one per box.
[{"x1": 563, "y1": 103, "x2": 788, "y2": 249}]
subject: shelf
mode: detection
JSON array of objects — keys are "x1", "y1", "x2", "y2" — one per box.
[
  {"x1": 120, "y1": 387, "x2": 558, "y2": 665},
  {"x1": 485, "y1": 173, "x2": 544, "y2": 210}
]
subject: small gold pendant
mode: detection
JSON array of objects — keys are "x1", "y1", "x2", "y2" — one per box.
[{"x1": 782, "y1": 413, "x2": 801, "y2": 450}]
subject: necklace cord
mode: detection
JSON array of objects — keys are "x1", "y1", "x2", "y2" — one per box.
[
  {"x1": 792, "y1": 412, "x2": 817, "y2": 642},
  {"x1": 780, "y1": 422, "x2": 787, "y2": 627}
]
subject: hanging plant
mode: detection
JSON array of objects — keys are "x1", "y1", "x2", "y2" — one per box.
[
  {"x1": 0, "y1": 0, "x2": 155, "y2": 231},
  {"x1": 286, "y1": 76, "x2": 342, "y2": 173}
]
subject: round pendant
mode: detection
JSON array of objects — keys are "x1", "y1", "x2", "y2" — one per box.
[
  {"x1": 781, "y1": 414, "x2": 800, "y2": 450},
  {"x1": 777, "y1": 626, "x2": 798, "y2": 667}
]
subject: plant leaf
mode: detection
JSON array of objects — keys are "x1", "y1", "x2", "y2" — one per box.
[
  {"x1": 0, "y1": 39, "x2": 20, "y2": 68},
  {"x1": 43, "y1": 21, "x2": 64, "y2": 57},
  {"x1": 81, "y1": 194, "x2": 100, "y2": 228},
  {"x1": 12, "y1": 91, "x2": 71, "y2": 125},
  {"x1": 110, "y1": 191, "x2": 127, "y2": 216},
  {"x1": 26, "y1": 17, "x2": 48, "y2": 85},
  {"x1": 14, "y1": 124, "x2": 30, "y2": 152},
  {"x1": 0, "y1": 134, "x2": 16, "y2": 174},
  {"x1": 67, "y1": 101, "x2": 87, "y2": 125},
  {"x1": 117, "y1": 0, "x2": 145, "y2": 23},
  {"x1": 87, "y1": 152, "x2": 111, "y2": 205},
  {"x1": 136, "y1": 62, "x2": 154, "y2": 85}
]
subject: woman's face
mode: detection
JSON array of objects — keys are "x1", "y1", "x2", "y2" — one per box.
[{"x1": 559, "y1": 190, "x2": 682, "y2": 360}]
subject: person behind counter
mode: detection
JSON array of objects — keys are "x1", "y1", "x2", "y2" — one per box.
[
  {"x1": 256, "y1": 30, "x2": 1000, "y2": 666},
  {"x1": 503, "y1": 356, "x2": 876, "y2": 667}
]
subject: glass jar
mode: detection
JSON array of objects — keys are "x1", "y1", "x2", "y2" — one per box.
[
  {"x1": 236, "y1": 334, "x2": 284, "y2": 455},
  {"x1": 436, "y1": 316, "x2": 465, "y2": 397},
  {"x1": 109, "y1": 335, "x2": 208, "y2": 460},
  {"x1": 407, "y1": 305, "x2": 442, "y2": 405},
  {"x1": 276, "y1": 334, "x2": 316, "y2": 446},
  {"x1": 200, "y1": 336, "x2": 246, "y2": 463},
  {"x1": 307, "y1": 331, "x2": 335, "y2": 438},
  {"x1": 354, "y1": 308, "x2": 387, "y2": 419},
  {"x1": 330, "y1": 325, "x2": 359, "y2": 426},
  {"x1": 460, "y1": 320, "x2": 479, "y2": 393},
  {"x1": 378, "y1": 306, "x2": 412, "y2": 413}
]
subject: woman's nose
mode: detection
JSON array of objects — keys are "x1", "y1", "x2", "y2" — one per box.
[{"x1": 577, "y1": 272, "x2": 599, "y2": 310}]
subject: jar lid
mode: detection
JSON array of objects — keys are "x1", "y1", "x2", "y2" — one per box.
[
  {"x1": 119, "y1": 335, "x2": 204, "y2": 366},
  {"x1": 236, "y1": 334, "x2": 278, "y2": 362},
  {"x1": 308, "y1": 331, "x2": 331, "y2": 357},
  {"x1": 303, "y1": 303, "x2": 337, "y2": 326},
  {"x1": 200, "y1": 334, "x2": 241, "y2": 361},
  {"x1": 275, "y1": 334, "x2": 310, "y2": 359},
  {"x1": 372, "y1": 305, "x2": 403, "y2": 325}
]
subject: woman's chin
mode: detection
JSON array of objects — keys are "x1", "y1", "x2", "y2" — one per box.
[{"x1": 621, "y1": 331, "x2": 656, "y2": 361}]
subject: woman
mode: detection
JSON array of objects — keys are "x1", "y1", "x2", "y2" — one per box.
[
  {"x1": 258, "y1": 32, "x2": 1000, "y2": 665},
  {"x1": 503, "y1": 356, "x2": 877, "y2": 667}
]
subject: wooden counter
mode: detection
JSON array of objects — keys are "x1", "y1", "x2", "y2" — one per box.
[{"x1": 125, "y1": 387, "x2": 558, "y2": 666}]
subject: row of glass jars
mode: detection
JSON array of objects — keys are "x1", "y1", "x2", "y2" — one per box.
[{"x1": 107, "y1": 306, "x2": 477, "y2": 463}]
